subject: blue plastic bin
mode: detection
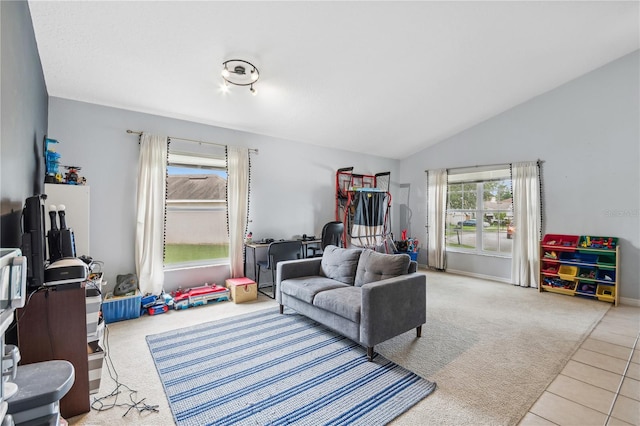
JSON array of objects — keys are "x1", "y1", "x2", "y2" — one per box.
[{"x1": 102, "y1": 290, "x2": 142, "y2": 324}]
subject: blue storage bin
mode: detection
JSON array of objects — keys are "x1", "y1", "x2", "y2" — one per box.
[
  {"x1": 575, "y1": 253, "x2": 598, "y2": 264},
  {"x1": 102, "y1": 290, "x2": 142, "y2": 324},
  {"x1": 560, "y1": 252, "x2": 597, "y2": 264},
  {"x1": 597, "y1": 269, "x2": 616, "y2": 283},
  {"x1": 409, "y1": 251, "x2": 418, "y2": 261}
]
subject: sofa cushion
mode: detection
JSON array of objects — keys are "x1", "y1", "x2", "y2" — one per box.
[
  {"x1": 319, "y1": 245, "x2": 362, "y2": 285},
  {"x1": 280, "y1": 276, "x2": 349, "y2": 304},
  {"x1": 354, "y1": 250, "x2": 411, "y2": 287},
  {"x1": 313, "y1": 286, "x2": 362, "y2": 323}
]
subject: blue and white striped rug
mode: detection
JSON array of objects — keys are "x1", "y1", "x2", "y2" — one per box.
[{"x1": 146, "y1": 309, "x2": 436, "y2": 426}]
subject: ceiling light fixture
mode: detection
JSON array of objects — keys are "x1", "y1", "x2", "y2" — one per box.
[{"x1": 221, "y1": 59, "x2": 260, "y2": 95}]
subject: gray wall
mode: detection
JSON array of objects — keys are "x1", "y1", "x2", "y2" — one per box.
[
  {"x1": 399, "y1": 50, "x2": 640, "y2": 302},
  {"x1": 14, "y1": 2, "x2": 636, "y2": 303},
  {"x1": 0, "y1": 0, "x2": 48, "y2": 247},
  {"x1": 47, "y1": 98, "x2": 399, "y2": 293}
]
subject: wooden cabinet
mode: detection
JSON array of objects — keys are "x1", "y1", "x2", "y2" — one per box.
[
  {"x1": 539, "y1": 234, "x2": 619, "y2": 306},
  {"x1": 17, "y1": 285, "x2": 90, "y2": 418}
]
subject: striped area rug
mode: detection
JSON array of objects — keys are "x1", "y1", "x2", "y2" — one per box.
[{"x1": 146, "y1": 309, "x2": 436, "y2": 426}]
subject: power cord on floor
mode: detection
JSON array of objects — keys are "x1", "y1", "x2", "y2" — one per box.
[{"x1": 90, "y1": 324, "x2": 160, "y2": 417}]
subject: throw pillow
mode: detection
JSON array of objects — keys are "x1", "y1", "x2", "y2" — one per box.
[
  {"x1": 354, "y1": 249, "x2": 411, "y2": 287},
  {"x1": 319, "y1": 245, "x2": 362, "y2": 285}
]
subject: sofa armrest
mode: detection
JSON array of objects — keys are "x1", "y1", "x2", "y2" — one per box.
[
  {"x1": 359, "y1": 273, "x2": 426, "y2": 347},
  {"x1": 276, "y1": 258, "x2": 323, "y2": 302}
]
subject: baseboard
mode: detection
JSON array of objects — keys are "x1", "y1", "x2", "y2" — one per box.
[
  {"x1": 619, "y1": 297, "x2": 640, "y2": 307},
  {"x1": 441, "y1": 268, "x2": 512, "y2": 284},
  {"x1": 428, "y1": 266, "x2": 640, "y2": 307}
]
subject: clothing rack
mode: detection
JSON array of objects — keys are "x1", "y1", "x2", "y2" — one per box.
[{"x1": 126, "y1": 130, "x2": 258, "y2": 154}]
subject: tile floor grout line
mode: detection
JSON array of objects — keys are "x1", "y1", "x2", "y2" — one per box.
[
  {"x1": 574, "y1": 347, "x2": 630, "y2": 377},
  {"x1": 545, "y1": 389, "x2": 612, "y2": 418},
  {"x1": 588, "y1": 335, "x2": 640, "y2": 353},
  {"x1": 603, "y1": 331, "x2": 639, "y2": 426},
  {"x1": 556, "y1": 372, "x2": 620, "y2": 396}
]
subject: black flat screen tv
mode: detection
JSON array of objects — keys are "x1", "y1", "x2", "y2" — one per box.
[{"x1": 21, "y1": 194, "x2": 47, "y2": 289}]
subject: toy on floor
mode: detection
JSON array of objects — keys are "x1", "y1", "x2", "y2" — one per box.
[
  {"x1": 171, "y1": 283, "x2": 230, "y2": 310},
  {"x1": 141, "y1": 291, "x2": 173, "y2": 316},
  {"x1": 148, "y1": 303, "x2": 169, "y2": 315}
]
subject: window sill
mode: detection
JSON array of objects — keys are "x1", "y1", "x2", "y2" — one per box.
[{"x1": 164, "y1": 260, "x2": 229, "y2": 272}]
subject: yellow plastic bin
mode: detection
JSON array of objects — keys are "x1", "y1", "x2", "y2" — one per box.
[
  {"x1": 557, "y1": 265, "x2": 578, "y2": 281},
  {"x1": 596, "y1": 285, "x2": 615, "y2": 303}
]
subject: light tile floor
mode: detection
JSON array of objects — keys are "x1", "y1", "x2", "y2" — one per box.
[{"x1": 520, "y1": 305, "x2": 640, "y2": 426}]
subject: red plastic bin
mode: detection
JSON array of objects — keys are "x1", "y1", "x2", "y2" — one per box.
[{"x1": 541, "y1": 234, "x2": 579, "y2": 250}]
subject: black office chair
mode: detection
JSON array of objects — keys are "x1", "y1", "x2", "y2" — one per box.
[
  {"x1": 256, "y1": 240, "x2": 303, "y2": 298},
  {"x1": 308, "y1": 221, "x2": 345, "y2": 257}
]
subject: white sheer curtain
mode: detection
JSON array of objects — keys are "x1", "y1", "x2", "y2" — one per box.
[
  {"x1": 135, "y1": 133, "x2": 168, "y2": 295},
  {"x1": 227, "y1": 146, "x2": 250, "y2": 278},
  {"x1": 511, "y1": 161, "x2": 541, "y2": 288},
  {"x1": 427, "y1": 169, "x2": 448, "y2": 270}
]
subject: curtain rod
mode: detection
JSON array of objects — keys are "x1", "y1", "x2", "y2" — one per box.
[
  {"x1": 126, "y1": 130, "x2": 258, "y2": 154},
  {"x1": 424, "y1": 160, "x2": 542, "y2": 173}
]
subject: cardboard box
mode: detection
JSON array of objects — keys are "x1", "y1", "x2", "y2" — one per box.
[{"x1": 225, "y1": 278, "x2": 257, "y2": 303}]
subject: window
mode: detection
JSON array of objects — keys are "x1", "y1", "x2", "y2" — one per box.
[
  {"x1": 446, "y1": 167, "x2": 513, "y2": 256},
  {"x1": 164, "y1": 152, "x2": 229, "y2": 267}
]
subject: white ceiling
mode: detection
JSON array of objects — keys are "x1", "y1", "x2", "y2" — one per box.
[{"x1": 28, "y1": 1, "x2": 639, "y2": 159}]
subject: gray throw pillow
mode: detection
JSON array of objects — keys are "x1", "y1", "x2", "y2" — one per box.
[
  {"x1": 319, "y1": 245, "x2": 362, "y2": 285},
  {"x1": 354, "y1": 249, "x2": 411, "y2": 287}
]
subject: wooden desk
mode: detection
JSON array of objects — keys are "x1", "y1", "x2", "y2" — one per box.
[{"x1": 17, "y1": 285, "x2": 90, "y2": 418}]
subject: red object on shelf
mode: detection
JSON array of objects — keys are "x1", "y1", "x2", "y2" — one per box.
[{"x1": 541, "y1": 234, "x2": 579, "y2": 251}]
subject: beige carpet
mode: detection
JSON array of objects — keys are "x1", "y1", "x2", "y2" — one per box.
[
  {"x1": 383, "y1": 271, "x2": 611, "y2": 425},
  {"x1": 68, "y1": 270, "x2": 610, "y2": 426}
]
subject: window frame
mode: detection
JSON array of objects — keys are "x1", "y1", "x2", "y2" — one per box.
[
  {"x1": 446, "y1": 168, "x2": 513, "y2": 258},
  {"x1": 163, "y1": 151, "x2": 229, "y2": 269}
]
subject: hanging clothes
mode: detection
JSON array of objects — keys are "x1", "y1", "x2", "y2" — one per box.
[{"x1": 350, "y1": 189, "x2": 389, "y2": 249}]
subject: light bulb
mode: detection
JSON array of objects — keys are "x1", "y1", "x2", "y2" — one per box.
[
  {"x1": 250, "y1": 69, "x2": 259, "y2": 81},
  {"x1": 250, "y1": 85, "x2": 258, "y2": 96},
  {"x1": 220, "y1": 81, "x2": 230, "y2": 93},
  {"x1": 221, "y1": 67, "x2": 230, "y2": 78}
]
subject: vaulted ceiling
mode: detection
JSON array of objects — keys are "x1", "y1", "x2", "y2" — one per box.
[{"x1": 28, "y1": 1, "x2": 639, "y2": 159}]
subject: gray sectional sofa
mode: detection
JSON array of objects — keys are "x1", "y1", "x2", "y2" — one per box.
[{"x1": 276, "y1": 245, "x2": 426, "y2": 361}]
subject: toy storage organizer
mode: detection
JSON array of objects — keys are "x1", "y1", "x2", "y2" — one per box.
[{"x1": 539, "y1": 234, "x2": 619, "y2": 305}]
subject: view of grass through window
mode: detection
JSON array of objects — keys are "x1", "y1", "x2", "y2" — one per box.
[
  {"x1": 164, "y1": 243, "x2": 229, "y2": 264},
  {"x1": 164, "y1": 159, "x2": 229, "y2": 266}
]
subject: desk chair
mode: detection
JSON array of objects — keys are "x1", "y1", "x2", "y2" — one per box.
[
  {"x1": 256, "y1": 240, "x2": 303, "y2": 298},
  {"x1": 308, "y1": 221, "x2": 344, "y2": 257}
]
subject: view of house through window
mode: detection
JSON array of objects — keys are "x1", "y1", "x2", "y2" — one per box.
[
  {"x1": 164, "y1": 152, "x2": 228, "y2": 266},
  {"x1": 446, "y1": 167, "x2": 513, "y2": 256}
]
